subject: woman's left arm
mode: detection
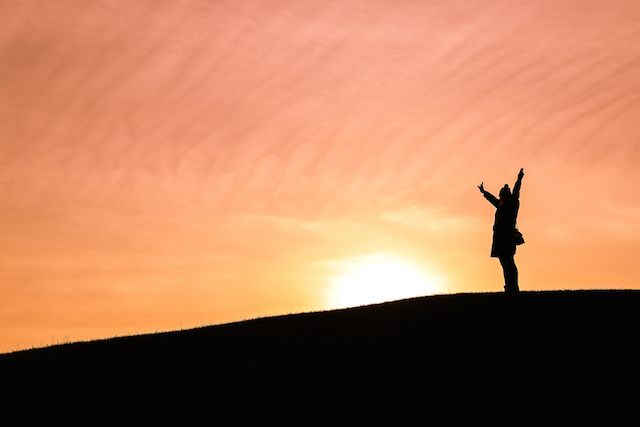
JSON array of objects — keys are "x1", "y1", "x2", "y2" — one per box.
[{"x1": 513, "y1": 168, "x2": 524, "y2": 199}]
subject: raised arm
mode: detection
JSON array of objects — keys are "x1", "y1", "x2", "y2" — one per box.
[
  {"x1": 479, "y1": 182, "x2": 499, "y2": 208},
  {"x1": 513, "y1": 168, "x2": 524, "y2": 199}
]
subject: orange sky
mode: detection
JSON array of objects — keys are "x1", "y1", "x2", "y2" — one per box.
[{"x1": 2, "y1": 0, "x2": 640, "y2": 352}]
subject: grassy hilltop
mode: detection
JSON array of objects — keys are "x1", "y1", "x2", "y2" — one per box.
[{"x1": 1, "y1": 290, "x2": 639, "y2": 425}]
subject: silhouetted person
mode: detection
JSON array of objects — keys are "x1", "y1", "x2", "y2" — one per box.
[{"x1": 478, "y1": 168, "x2": 524, "y2": 293}]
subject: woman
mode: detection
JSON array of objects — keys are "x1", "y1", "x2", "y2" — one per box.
[{"x1": 478, "y1": 168, "x2": 524, "y2": 293}]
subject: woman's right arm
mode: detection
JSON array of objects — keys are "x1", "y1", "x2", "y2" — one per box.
[{"x1": 479, "y1": 183, "x2": 499, "y2": 208}]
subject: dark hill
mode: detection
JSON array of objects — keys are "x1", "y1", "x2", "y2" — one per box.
[{"x1": 1, "y1": 290, "x2": 639, "y2": 425}]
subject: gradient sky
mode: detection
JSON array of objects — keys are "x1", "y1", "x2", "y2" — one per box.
[{"x1": 2, "y1": 0, "x2": 640, "y2": 352}]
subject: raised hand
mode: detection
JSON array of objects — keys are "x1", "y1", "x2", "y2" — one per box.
[
  {"x1": 518, "y1": 168, "x2": 524, "y2": 180},
  {"x1": 478, "y1": 182, "x2": 485, "y2": 194}
]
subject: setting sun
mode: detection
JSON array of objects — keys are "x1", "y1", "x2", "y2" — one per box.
[{"x1": 328, "y1": 256, "x2": 444, "y2": 308}]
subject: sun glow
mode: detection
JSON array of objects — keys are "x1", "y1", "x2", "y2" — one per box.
[{"x1": 328, "y1": 256, "x2": 444, "y2": 308}]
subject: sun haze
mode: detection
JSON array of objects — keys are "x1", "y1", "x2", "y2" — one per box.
[
  {"x1": 329, "y1": 255, "x2": 444, "y2": 308},
  {"x1": 2, "y1": 1, "x2": 640, "y2": 352}
]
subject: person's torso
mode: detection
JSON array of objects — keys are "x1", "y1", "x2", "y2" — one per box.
[{"x1": 494, "y1": 198, "x2": 519, "y2": 231}]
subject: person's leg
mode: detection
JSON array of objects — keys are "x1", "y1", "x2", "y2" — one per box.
[
  {"x1": 512, "y1": 256, "x2": 519, "y2": 292},
  {"x1": 499, "y1": 255, "x2": 519, "y2": 293},
  {"x1": 499, "y1": 256, "x2": 509, "y2": 291}
]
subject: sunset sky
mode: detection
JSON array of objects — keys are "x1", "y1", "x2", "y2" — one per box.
[{"x1": 2, "y1": 0, "x2": 640, "y2": 352}]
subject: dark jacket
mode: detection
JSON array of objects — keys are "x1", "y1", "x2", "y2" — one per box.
[{"x1": 484, "y1": 179, "x2": 521, "y2": 258}]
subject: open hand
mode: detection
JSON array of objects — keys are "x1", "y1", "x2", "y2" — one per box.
[{"x1": 478, "y1": 182, "x2": 485, "y2": 194}]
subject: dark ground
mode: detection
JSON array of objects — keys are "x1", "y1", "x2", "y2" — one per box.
[{"x1": 1, "y1": 290, "x2": 639, "y2": 425}]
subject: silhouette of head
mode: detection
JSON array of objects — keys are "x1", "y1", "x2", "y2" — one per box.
[{"x1": 499, "y1": 184, "x2": 511, "y2": 200}]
